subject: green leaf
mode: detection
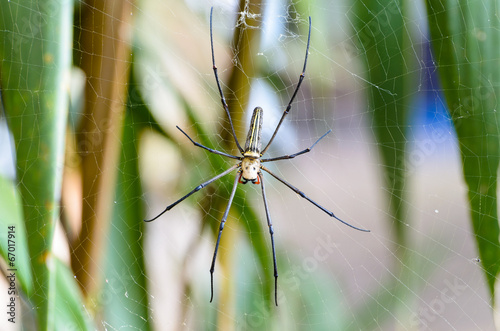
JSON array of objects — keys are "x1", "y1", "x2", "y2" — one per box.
[
  {"x1": 0, "y1": 1, "x2": 73, "y2": 329},
  {"x1": 231, "y1": 186, "x2": 274, "y2": 305},
  {"x1": 0, "y1": 175, "x2": 33, "y2": 296},
  {"x1": 52, "y1": 258, "x2": 94, "y2": 330},
  {"x1": 278, "y1": 251, "x2": 347, "y2": 331},
  {"x1": 348, "y1": 0, "x2": 420, "y2": 325},
  {"x1": 426, "y1": 0, "x2": 500, "y2": 302},
  {"x1": 101, "y1": 84, "x2": 151, "y2": 329},
  {"x1": 234, "y1": 241, "x2": 274, "y2": 330}
]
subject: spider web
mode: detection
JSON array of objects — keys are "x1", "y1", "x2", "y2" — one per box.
[
  {"x1": 138, "y1": 0, "x2": 493, "y2": 329},
  {"x1": 0, "y1": 0, "x2": 496, "y2": 330}
]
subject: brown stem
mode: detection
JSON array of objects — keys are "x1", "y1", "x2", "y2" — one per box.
[{"x1": 70, "y1": 0, "x2": 135, "y2": 298}]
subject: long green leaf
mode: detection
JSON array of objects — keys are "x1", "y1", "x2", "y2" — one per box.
[
  {"x1": 0, "y1": 1, "x2": 73, "y2": 329},
  {"x1": 101, "y1": 81, "x2": 151, "y2": 329},
  {"x1": 348, "y1": 0, "x2": 421, "y2": 325},
  {"x1": 350, "y1": 0, "x2": 411, "y2": 247},
  {"x1": 426, "y1": 0, "x2": 500, "y2": 302}
]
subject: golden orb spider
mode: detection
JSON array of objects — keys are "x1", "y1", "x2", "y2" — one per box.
[{"x1": 144, "y1": 7, "x2": 370, "y2": 306}]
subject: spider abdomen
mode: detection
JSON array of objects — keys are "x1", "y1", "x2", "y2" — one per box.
[{"x1": 244, "y1": 107, "x2": 263, "y2": 156}]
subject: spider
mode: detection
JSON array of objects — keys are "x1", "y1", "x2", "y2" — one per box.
[{"x1": 144, "y1": 7, "x2": 370, "y2": 306}]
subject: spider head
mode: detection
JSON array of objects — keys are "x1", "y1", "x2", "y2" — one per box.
[{"x1": 239, "y1": 157, "x2": 261, "y2": 184}]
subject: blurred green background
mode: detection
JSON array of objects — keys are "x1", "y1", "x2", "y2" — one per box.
[{"x1": 0, "y1": 0, "x2": 499, "y2": 330}]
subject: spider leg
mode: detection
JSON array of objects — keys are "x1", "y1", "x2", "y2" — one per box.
[
  {"x1": 259, "y1": 172, "x2": 279, "y2": 306},
  {"x1": 177, "y1": 126, "x2": 241, "y2": 160},
  {"x1": 261, "y1": 16, "x2": 312, "y2": 155},
  {"x1": 261, "y1": 166, "x2": 370, "y2": 232},
  {"x1": 144, "y1": 164, "x2": 239, "y2": 222},
  {"x1": 210, "y1": 7, "x2": 244, "y2": 154},
  {"x1": 210, "y1": 173, "x2": 240, "y2": 302},
  {"x1": 261, "y1": 129, "x2": 331, "y2": 162}
]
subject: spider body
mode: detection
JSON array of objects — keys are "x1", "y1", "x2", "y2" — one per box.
[
  {"x1": 145, "y1": 8, "x2": 369, "y2": 306},
  {"x1": 240, "y1": 106, "x2": 263, "y2": 184}
]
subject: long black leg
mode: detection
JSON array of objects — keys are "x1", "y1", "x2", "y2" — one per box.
[
  {"x1": 144, "y1": 164, "x2": 239, "y2": 222},
  {"x1": 210, "y1": 7, "x2": 244, "y2": 154},
  {"x1": 210, "y1": 174, "x2": 240, "y2": 302},
  {"x1": 261, "y1": 130, "x2": 331, "y2": 162},
  {"x1": 177, "y1": 126, "x2": 241, "y2": 160},
  {"x1": 261, "y1": 166, "x2": 370, "y2": 232},
  {"x1": 259, "y1": 172, "x2": 279, "y2": 306},
  {"x1": 261, "y1": 16, "x2": 312, "y2": 155}
]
